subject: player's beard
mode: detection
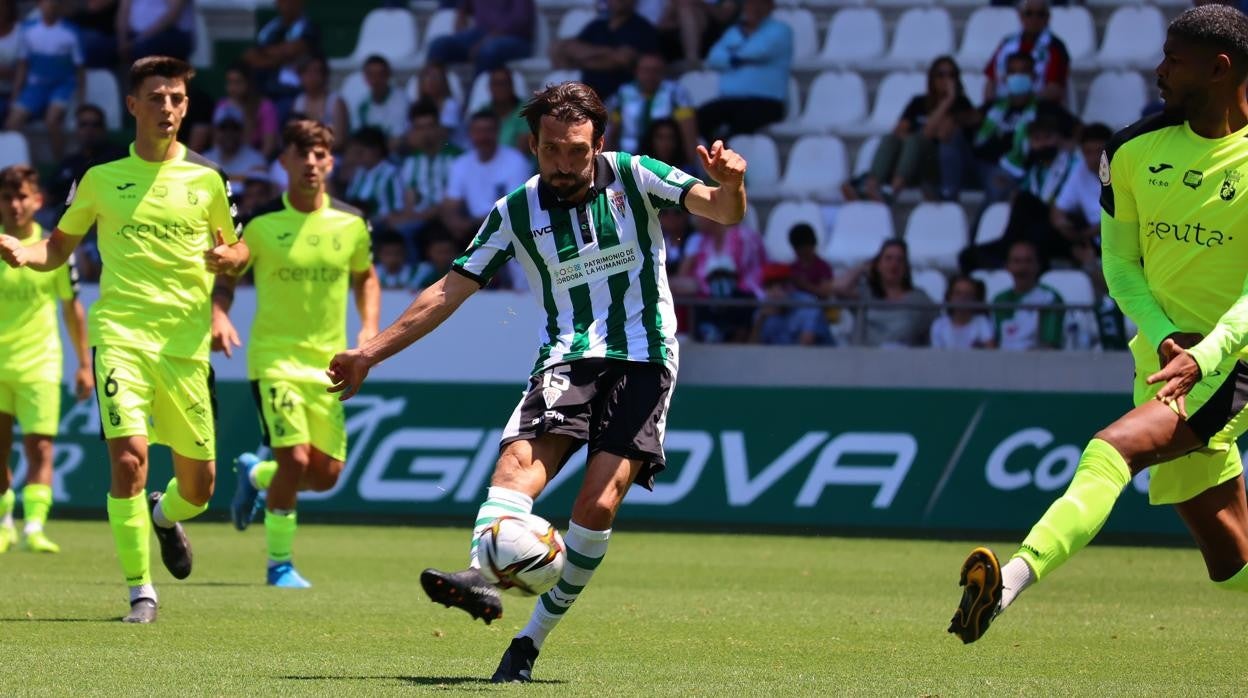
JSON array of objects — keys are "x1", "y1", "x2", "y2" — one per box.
[{"x1": 545, "y1": 171, "x2": 589, "y2": 201}]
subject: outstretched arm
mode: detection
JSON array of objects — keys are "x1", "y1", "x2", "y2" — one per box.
[
  {"x1": 684, "y1": 140, "x2": 747, "y2": 225},
  {"x1": 352, "y1": 265, "x2": 382, "y2": 347},
  {"x1": 0, "y1": 229, "x2": 81, "y2": 271}
]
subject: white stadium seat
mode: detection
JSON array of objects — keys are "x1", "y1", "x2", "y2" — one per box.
[
  {"x1": 973, "y1": 269, "x2": 1014, "y2": 301},
  {"x1": 883, "y1": 8, "x2": 954, "y2": 70},
  {"x1": 331, "y1": 8, "x2": 420, "y2": 71},
  {"x1": 339, "y1": 71, "x2": 368, "y2": 130},
  {"x1": 956, "y1": 8, "x2": 1017, "y2": 70},
  {"x1": 771, "y1": 71, "x2": 866, "y2": 136},
  {"x1": 810, "y1": 8, "x2": 884, "y2": 69},
  {"x1": 903, "y1": 202, "x2": 967, "y2": 273},
  {"x1": 556, "y1": 8, "x2": 596, "y2": 39},
  {"x1": 678, "y1": 70, "x2": 718, "y2": 108},
  {"x1": 729, "y1": 134, "x2": 781, "y2": 200},
  {"x1": 403, "y1": 70, "x2": 465, "y2": 110},
  {"x1": 961, "y1": 73, "x2": 987, "y2": 108},
  {"x1": 1082, "y1": 70, "x2": 1146, "y2": 130},
  {"x1": 876, "y1": 0, "x2": 931, "y2": 6},
  {"x1": 774, "y1": 9, "x2": 819, "y2": 64},
  {"x1": 843, "y1": 71, "x2": 926, "y2": 136},
  {"x1": 467, "y1": 69, "x2": 526, "y2": 115},
  {"x1": 191, "y1": 10, "x2": 213, "y2": 69},
  {"x1": 825, "y1": 201, "x2": 894, "y2": 268},
  {"x1": 912, "y1": 268, "x2": 948, "y2": 303},
  {"x1": 974, "y1": 202, "x2": 1010, "y2": 247},
  {"x1": 777, "y1": 135, "x2": 848, "y2": 201},
  {"x1": 85, "y1": 69, "x2": 122, "y2": 130},
  {"x1": 509, "y1": 14, "x2": 553, "y2": 72},
  {"x1": 1050, "y1": 6, "x2": 1096, "y2": 63},
  {"x1": 853, "y1": 136, "x2": 879, "y2": 178},
  {"x1": 0, "y1": 131, "x2": 30, "y2": 169},
  {"x1": 1097, "y1": 6, "x2": 1165, "y2": 70},
  {"x1": 1040, "y1": 270, "x2": 1095, "y2": 306},
  {"x1": 422, "y1": 9, "x2": 457, "y2": 51},
  {"x1": 764, "y1": 200, "x2": 826, "y2": 264}
]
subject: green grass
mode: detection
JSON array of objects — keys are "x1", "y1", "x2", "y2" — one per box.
[{"x1": 0, "y1": 521, "x2": 1241, "y2": 696}]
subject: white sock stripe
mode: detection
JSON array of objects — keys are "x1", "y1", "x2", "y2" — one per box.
[
  {"x1": 566, "y1": 521, "x2": 611, "y2": 541},
  {"x1": 559, "y1": 566, "x2": 596, "y2": 587},
  {"x1": 485, "y1": 486, "x2": 534, "y2": 512}
]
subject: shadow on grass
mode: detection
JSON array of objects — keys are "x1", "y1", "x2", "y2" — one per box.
[
  {"x1": 0, "y1": 616, "x2": 117, "y2": 623},
  {"x1": 280, "y1": 676, "x2": 566, "y2": 687}
]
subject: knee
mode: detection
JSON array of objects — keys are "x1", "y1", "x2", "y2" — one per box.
[
  {"x1": 571, "y1": 490, "x2": 621, "y2": 530},
  {"x1": 180, "y1": 471, "x2": 215, "y2": 506},
  {"x1": 113, "y1": 450, "x2": 146, "y2": 483},
  {"x1": 304, "y1": 461, "x2": 343, "y2": 492},
  {"x1": 1091, "y1": 427, "x2": 1138, "y2": 471}
]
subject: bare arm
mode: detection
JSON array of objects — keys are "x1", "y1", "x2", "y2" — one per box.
[
  {"x1": 684, "y1": 141, "x2": 747, "y2": 225},
  {"x1": 60, "y1": 296, "x2": 93, "y2": 400},
  {"x1": 352, "y1": 266, "x2": 381, "y2": 346},
  {"x1": 210, "y1": 273, "x2": 242, "y2": 358},
  {"x1": 10, "y1": 59, "x2": 27, "y2": 105},
  {"x1": 0, "y1": 229, "x2": 81, "y2": 271}
]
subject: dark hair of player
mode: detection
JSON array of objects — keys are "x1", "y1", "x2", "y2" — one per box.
[
  {"x1": 128, "y1": 55, "x2": 195, "y2": 95},
  {"x1": 1168, "y1": 4, "x2": 1248, "y2": 79},
  {"x1": 0, "y1": 165, "x2": 40, "y2": 194},
  {"x1": 283, "y1": 119, "x2": 334, "y2": 152},
  {"x1": 521, "y1": 81, "x2": 609, "y2": 143}
]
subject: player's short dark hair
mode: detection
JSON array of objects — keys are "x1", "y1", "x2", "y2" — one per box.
[
  {"x1": 522, "y1": 81, "x2": 608, "y2": 143},
  {"x1": 788, "y1": 223, "x2": 817, "y2": 249},
  {"x1": 1169, "y1": 4, "x2": 1248, "y2": 77},
  {"x1": 363, "y1": 54, "x2": 391, "y2": 72},
  {"x1": 350, "y1": 126, "x2": 389, "y2": 157},
  {"x1": 1005, "y1": 51, "x2": 1036, "y2": 70},
  {"x1": 129, "y1": 55, "x2": 195, "y2": 95},
  {"x1": 284, "y1": 118, "x2": 334, "y2": 152},
  {"x1": 1081, "y1": 122, "x2": 1113, "y2": 144},
  {"x1": 409, "y1": 99, "x2": 440, "y2": 123},
  {"x1": 0, "y1": 165, "x2": 40, "y2": 194}
]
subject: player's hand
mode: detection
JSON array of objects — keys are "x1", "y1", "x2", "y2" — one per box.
[
  {"x1": 1147, "y1": 338, "x2": 1203, "y2": 419},
  {"x1": 0, "y1": 234, "x2": 29, "y2": 268},
  {"x1": 204, "y1": 229, "x2": 246, "y2": 275},
  {"x1": 74, "y1": 366, "x2": 94, "y2": 401},
  {"x1": 211, "y1": 311, "x2": 242, "y2": 358},
  {"x1": 697, "y1": 140, "x2": 746, "y2": 188},
  {"x1": 327, "y1": 348, "x2": 371, "y2": 402},
  {"x1": 1157, "y1": 331, "x2": 1203, "y2": 367}
]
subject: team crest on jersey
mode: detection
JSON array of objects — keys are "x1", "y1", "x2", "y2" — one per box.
[
  {"x1": 187, "y1": 189, "x2": 199, "y2": 205},
  {"x1": 1220, "y1": 169, "x2": 1241, "y2": 201},
  {"x1": 609, "y1": 190, "x2": 626, "y2": 215},
  {"x1": 1098, "y1": 151, "x2": 1110, "y2": 185}
]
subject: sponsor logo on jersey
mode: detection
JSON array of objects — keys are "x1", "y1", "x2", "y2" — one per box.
[
  {"x1": 1183, "y1": 169, "x2": 1204, "y2": 189},
  {"x1": 1144, "y1": 219, "x2": 1231, "y2": 247},
  {"x1": 114, "y1": 221, "x2": 198, "y2": 241},
  {"x1": 1147, "y1": 163, "x2": 1173, "y2": 174},
  {"x1": 115, "y1": 182, "x2": 136, "y2": 191},
  {"x1": 152, "y1": 185, "x2": 167, "y2": 198},
  {"x1": 529, "y1": 225, "x2": 555, "y2": 239},
  {"x1": 551, "y1": 243, "x2": 642, "y2": 289},
  {"x1": 274, "y1": 266, "x2": 346, "y2": 282}
]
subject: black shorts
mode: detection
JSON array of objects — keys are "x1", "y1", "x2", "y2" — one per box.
[{"x1": 500, "y1": 358, "x2": 675, "y2": 491}]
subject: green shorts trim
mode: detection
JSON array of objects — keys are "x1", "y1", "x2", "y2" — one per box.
[
  {"x1": 249, "y1": 378, "x2": 346, "y2": 461},
  {"x1": 0, "y1": 380, "x2": 61, "y2": 436},
  {"x1": 93, "y1": 345, "x2": 217, "y2": 460}
]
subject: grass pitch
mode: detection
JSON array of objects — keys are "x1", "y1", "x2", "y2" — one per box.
[{"x1": 0, "y1": 521, "x2": 1244, "y2": 696}]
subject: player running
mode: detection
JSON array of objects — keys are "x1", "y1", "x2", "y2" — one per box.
[
  {"x1": 950, "y1": 4, "x2": 1248, "y2": 644},
  {"x1": 0, "y1": 56, "x2": 248, "y2": 624},
  {"x1": 327, "y1": 81, "x2": 747, "y2": 682},
  {"x1": 0, "y1": 165, "x2": 91, "y2": 554},
  {"x1": 213, "y1": 118, "x2": 380, "y2": 588}
]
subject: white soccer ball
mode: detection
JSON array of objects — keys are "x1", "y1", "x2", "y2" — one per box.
[{"x1": 478, "y1": 514, "x2": 566, "y2": 596}]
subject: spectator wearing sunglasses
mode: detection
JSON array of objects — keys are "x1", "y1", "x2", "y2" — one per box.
[
  {"x1": 50, "y1": 103, "x2": 125, "y2": 213},
  {"x1": 983, "y1": 0, "x2": 1071, "y2": 105}
]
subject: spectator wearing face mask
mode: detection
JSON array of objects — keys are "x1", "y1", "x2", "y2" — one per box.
[{"x1": 983, "y1": 0, "x2": 1071, "y2": 105}]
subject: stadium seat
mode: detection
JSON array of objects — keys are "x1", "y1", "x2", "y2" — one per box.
[
  {"x1": 808, "y1": 8, "x2": 884, "y2": 70},
  {"x1": 1096, "y1": 6, "x2": 1165, "y2": 70},
  {"x1": 1085, "y1": 0, "x2": 1146, "y2": 6},
  {"x1": 974, "y1": 201, "x2": 1010, "y2": 246},
  {"x1": 1040, "y1": 270, "x2": 1095, "y2": 306},
  {"x1": 556, "y1": 8, "x2": 597, "y2": 39},
  {"x1": 771, "y1": 71, "x2": 866, "y2": 136},
  {"x1": 776, "y1": 135, "x2": 848, "y2": 201},
  {"x1": 912, "y1": 268, "x2": 948, "y2": 304},
  {"x1": 774, "y1": 9, "x2": 819, "y2": 65},
  {"x1": 903, "y1": 202, "x2": 967, "y2": 273},
  {"x1": 882, "y1": 8, "x2": 954, "y2": 70},
  {"x1": 0, "y1": 131, "x2": 30, "y2": 169},
  {"x1": 955, "y1": 8, "x2": 1017, "y2": 70},
  {"x1": 330, "y1": 8, "x2": 420, "y2": 71},
  {"x1": 509, "y1": 14, "x2": 553, "y2": 72},
  {"x1": 403, "y1": 71, "x2": 466, "y2": 111},
  {"x1": 853, "y1": 135, "x2": 879, "y2": 178},
  {"x1": 763, "y1": 200, "x2": 826, "y2": 264},
  {"x1": 677, "y1": 70, "x2": 718, "y2": 108},
  {"x1": 537, "y1": 69, "x2": 582, "y2": 89},
  {"x1": 842, "y1": 71, "x2": 925, "y2": 136},
  {"x1": 85, "y1": 69, "x2": 122, "y2": 130},
  {"x1": 876, "y1": 0, "x2": 931, "y2": 6},
  {"x1": 1081, "y1": 70, "x2": 1146, "y2": 129},
  {"x1": 535, "y1": 0, "x2": 593, "y2": 7},
  {"x1": 467, "y1": 69, "x2": 526, "y2": 115},
  {"x1": 973, "y1": 268, "x2": 1013, "y2": 301},
  {"x1": 190, "y1": 10, "x2": 212, "y2": 69},
  {"x1": 961, "y1": 73, "x2": 987, "y2": 108},
  {"x1": 825, "y1": 201, "x2": 894, "y2": 268},
  {"x1": 1049, "y1": 6, "x2": 1096, "y2": 63},
  {"x1": 422, "y1": 9, "x2": 457, "y2": 51},
  {"x1": 729, "y1": 134, "x2": 781, "y2": 200}
]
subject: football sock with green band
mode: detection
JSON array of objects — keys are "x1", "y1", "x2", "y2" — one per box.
[
  {"x1": 1214, "y1": 563, "x2": 1248, "y2": 592},
  {"x1": 107, "y1": 492, "x2": 151, "y2": 587},
  {"x1": 1014, "y1": 438, "x2": 1131, "y2": 582},
  {"x1": 22, "y1": 483, "x2": 52, "y2": 534},
  {"x1": 266, "y1": 509, "x2": 297, "y2": 564},
  {"x1": 250, "y1": 460, "x2": 277, "y2": 490},
  {"x1": 153, "y1": 478, "x2": 207, "y2": 527},
  {"x1": 468, "y1": 487, "x2": 534, "y2": 569},
  {"x1": 518, "y1": 522, "x2": 610, "y2": 650},
  {"x1": 0, "y1": 488, "x2": 13, "y2": 527}
]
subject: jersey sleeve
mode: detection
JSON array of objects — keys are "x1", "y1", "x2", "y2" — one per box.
[
  {"x1": 350, "y1": 218, "x2": 373, "y2": 273},
  {"x1": 207, "y1": 167, "x2": 241, "y2": 243},
  {"x1": 633, "y1": 154, "x2": 703, "y2": 211},
  {"x1": 1189, "y1": 279, "x2": 1248, "y2": 377},
  {"x1": 451, "y1": 204, "x2": 515, "y2": 287},
  {"x1": 56, "y1": 170, "x2": 97, "y2": 237},
  {"x1": 1099, "y1": 141, "x2": 1181, "y2": 349}
]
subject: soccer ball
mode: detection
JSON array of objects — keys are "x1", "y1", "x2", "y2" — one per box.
[{"x1": 478, "y1": 514, "x2": 565, "y2": 596}]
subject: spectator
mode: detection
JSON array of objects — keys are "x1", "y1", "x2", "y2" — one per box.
[
  {"x1": 411, "y1": 225, "x2": 457, "y2": 290},
  {"x1": 846, "y1": 56, "x2": 978, "y2": 204},
  {"x1": 204, "y1": 114, "x2": 267, "y2": 185},
  {"x1": 787, "y1": 223, "x2": 834, "y2": 300},
  {"x1": 7, "y1": 0, "x2": 85, "y2": 163},
  {"x1": 290, "y1": 54, "x2": 348, "y2": 149},
  {"x1": 352, "y1": 55, "x2": 410, "y2": 151},
  {"x1": 243, "y1": 0, "x2": 320, "y2": 108},
  {"x1": 930, "y1": 275, "x2": 996, "y2": 349},
  {"x1": 984, "y1": 0, "x2": 1070, "y2": 105},
  {"x1": 841, "y1": 239, "x2": 936, "y2": 348},
  {"x1": 484, "y1": 67, "x2": 528, "y2": 152},
  {"x1": 607, "y1": 53, "x2": 699, "y2": 167},
  {"x1": 551, "y1": 0, "x2": 657, "y2": 102},
  {"x1": 0, "y1": 0, "x2": 22, "y2": 127},
  {"x1": 697, "y1": 0, "x2": 792, "y2": 141},
  {"x1": 638, "y1": 117, "x2": 698, "y2": 175},
  {"x1": 344, "y1": 126, "x2": 405, "y2": 231},
  {"x1": 659, "y1": 207, "x2": 694, "y2": 275},
  {"x1": 750, "y1": 263, "x2": 832, "y2": 346},
  {"x1": 50, "y1": 103, "x2": 126, "y2": 213},
  {"x1": 118, "y1": 0, "x2": 194, "y2": 62},
  {"x1": 70, "y1": 0, "x2": 118, "y2": 68},
  {"x1": 414, "y1": 62, "x2": 463, "y2": 137},
  {"x1": 374, "y1": 231, "x2": 415, "y2": 289},
  {"x1": 441, "y1": 109, "x2": 532, "y2": 242},
  {"x1": 391, "y1": 100, "x2": 464, "y2": 244},
  {"x1": 237, "y1": 172, "x2": 274, "y2": 221},
  {"x1": 425, "y1": 0, "x2": 535, "y2": 75},
  {"x1": 993, "y1": 239, "x2": 1064, "y2": 350},
  {"x1": 180, "y1": 81, "x2": 216, "y2": 153},
  {"x1": 674, "y1": 216, "x2": 766, "y2": 343},
  {"x1": 657, "y1": 0, "x2": 738, "y2": 68},
  {"x1": 215, "y1": 62, "x2": 280, "y2": 158},
  {"x1": 1050, "y1": 122, "x2": 1111, "y2": 268}
]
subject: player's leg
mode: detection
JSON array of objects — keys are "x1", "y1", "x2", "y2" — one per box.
[
  {"x1": 0, "y1": 409, "x2": 15, "y2": 552},
  {"x1": 107, "y1": 434, "x2": 158, "y2": 622},
  {"x1": 232, "y1": 379, "x2": 301, "y2": 530},
  {"x1": 263, "y1": 444, "x2": 314, "y2": 588},
  {"x1": 44, "y1": 101, "x2": 68, "y2": 162},
  {"x1": 1173, "y1": 473, "x2": 1248, "y2": 588},
  {"x1": 17, "y1": 379, "x2": 63, "y2": 552}
]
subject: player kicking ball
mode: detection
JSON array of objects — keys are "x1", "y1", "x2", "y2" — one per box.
[
  {"x1": 327, "y1": 82, "x2": 747, "y2": 682},
  {"x1": 950, "y1": 4, "x2": 1248, "y2": 643},
  {"x1": 213, "y1": 119, "x2": 379, "y2": 588},
  {"x1": 0, "y1": 56, "x2": 248, "y2": 623},
  {"x1": 0, "y1": 165, "x2": 92, "y2": 554}
]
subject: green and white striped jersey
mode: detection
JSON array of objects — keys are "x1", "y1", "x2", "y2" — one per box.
[{"x1": 453, "y1": 152, "x2": 700, "y2": 375}]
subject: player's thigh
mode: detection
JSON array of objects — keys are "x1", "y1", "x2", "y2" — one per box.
[
  {"x1": 1172, "y1": 473, "x2": 1248, "y2": 581},
  {"x1": 151, "y1": 356, "x2": 216, "y2": 462},
  {"x1": 250, "y1": 378, "x2": 312, "y2": 453},
  {"x1": 589, "y1": 361, "x2": 675, "y2": 491},
  {"x1": 1096, "y1": 399, "x2": 1203, "y2": 471},
  {"x1": 94, "y1": 346, "x2": 156, "y2": 441},
  {"x1": 301, "y1": 382, "x2": 347, "y2": 463},
  {"x1": 1131, "y1": 338, "x2": 1248, "y2": 456},
  {"x1": 495, "y1": 361, "x2": 602, "y2": 491},
  {"x1": 14, "y1": 381, "x2": 61, "y2": 438}
]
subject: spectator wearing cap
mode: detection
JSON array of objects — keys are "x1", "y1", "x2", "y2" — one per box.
[
  {"x1": 696, "y1": 0, "x2": 792, "y2": 141},
  {"x1": 352, "y1": 55, "x2": 410, "y2": 152},
  {"x1": 51, "y1": 103, "x2": 125, "y2": 211},
  {"x1": 243, "y1": 0, "x2": 320, "y2": 107},
  {"x1": 425, "y1": 0, "x2": 535, "y2": 75},
  {"x1": 751, "y1": 263, "x2": 833, "y2": 346},
  {"x1": 345, "y1": 126, "x2": 405, "y2": 233},
  {"x1": 550, "y1": 0, "x2": 657, "y2": 102},
  {"x1": 441, "y1": 109, "x2": 532, "y2": 243},
  {"x1": 983, "y1": 0, "x2": 1071, "y2": 105},
  {"x1": 930, "y1": 275, "x2": 996, "y2": 349},
  {"x1": 238, "y1": 172, "x2": 275, "y2": 221},
  {"x1": 607, "y1": 53, "x2": 699, "y2": 168},
  {"x1": 215, "y1": 62, "x2": 280, "y2": 158},
  {"x1": 118, "y1": 0, "x2": 194, "y2": 62},
  {"x1": 6, "y1": 0, "x2": 85, "y2": 162},
  {"x1": 204, "y1": 113, "x2": 268, "y2": 186},
  {"x1": 290, "y1": 54, "x2": 348, "y2": 149}
]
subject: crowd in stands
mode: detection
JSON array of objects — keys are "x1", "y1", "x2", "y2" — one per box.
[{"x1": 2, "y1": 0, "x2": 1202, "y2": 351}]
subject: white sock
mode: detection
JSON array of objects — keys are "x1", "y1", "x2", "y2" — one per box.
[
  {"x1": 468, "y1": 487, "x2": 534, "y2": 569},
  {"x1": 23, "y1": 520, "x2": 43, "y2": 535},
  {"x1": 129, "y1": 584, "x2": 157, "y2": 603},
  {"x1": 151, "y1": 500, "x2": 174, "y2": 529},
  {"x1": 518, "y1": 522, "x2": 611, "y2": 650},
  {"x1": 1000, "y1": 557, "x2": 1036, "y2": 611}
]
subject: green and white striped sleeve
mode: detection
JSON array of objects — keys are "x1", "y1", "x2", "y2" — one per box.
[
  {"x1": 451, "y1": 204, "x2": 515, "y2": 287},
  {"x1": 633, "y1": 155, "x2": 702, "y2": 211}
]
